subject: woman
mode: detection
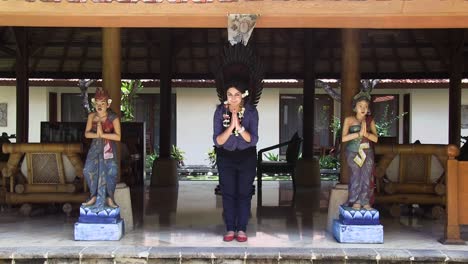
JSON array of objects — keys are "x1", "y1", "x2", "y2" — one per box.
[
  {"x1": 82, "y1": 87, "x2": 121, "y2": 212},
  {"x1": 213, "y1": 81, "x2": 259, "y2": 242},
  {"x1": 341, "y1": 92, "x2": 378, "y2": 211}
]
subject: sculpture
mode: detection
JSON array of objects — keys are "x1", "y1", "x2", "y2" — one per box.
[
  {"x1": 81, "y1": 87, "x2": 121, "y2": 212},
  {"x1": 341, "y1": 90, "x2": 379, "y2": 210}
]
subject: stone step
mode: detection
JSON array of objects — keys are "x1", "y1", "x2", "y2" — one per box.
[{"x1": 0, "y1": 246, "x2": 466, "y2": 263}]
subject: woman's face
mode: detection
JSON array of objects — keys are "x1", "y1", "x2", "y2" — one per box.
[
  {"x1": 94, "y1": 99, "x2": 109, "y2": 114},
  {"x1": 355, "y1": 100, "x2": 369, "y2": 116},
  {"x1": 226, "y1": 87, "x2": 243, "y2": 107}
]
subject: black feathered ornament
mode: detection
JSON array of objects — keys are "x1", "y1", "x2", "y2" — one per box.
[{"x1": 211, "y1": 43, "x2": 264, "y2": 107}]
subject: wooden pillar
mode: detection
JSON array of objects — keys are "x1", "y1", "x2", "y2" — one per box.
[
  {"x1": 302, "y1": 30, "x2": 315, "y2": 160},
  {"x1": 340, "y1": 29, "x2": 361, "y2": 184},
  {"x1": 159, "y1": 28, "x2": 172, "y2": 160},
  {"x1": 102, "y1": 28, "x2": 121, "y2": 116},
  {"x1": 102, "y1": 28, "x2": 121, "y2": 181},
  {"x1": 448, "y1": 29, "x2": 465, "y2": 146},
  {"x1": 152, "y1": 29, "x2": 178, "y2": 187},
  {"x1": 14, "y1": 27, "x2": 29, "y2": 143},
  {"x1": 295, "y1": 29, "x2": 321, "y2": 188}
]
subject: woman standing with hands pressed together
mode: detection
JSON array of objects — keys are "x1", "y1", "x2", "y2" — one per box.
[
  {"x1": 82, "y1": 87, "x2": 121, "y2": 212},
  {"x1": 341, "y1": 91, "x2": 378, "y2": 211},
  {"x1": 213, "y1": 81, "x2": 259, "y2": 242}
]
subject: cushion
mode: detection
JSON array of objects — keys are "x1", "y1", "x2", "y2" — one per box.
[{"x1": 20, "y1": 154, "x2": 77, "y2": 183}]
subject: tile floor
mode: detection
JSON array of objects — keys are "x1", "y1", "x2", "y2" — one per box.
[{"x1": 0, "y1": 181, "x2": 467, "y2": 251}]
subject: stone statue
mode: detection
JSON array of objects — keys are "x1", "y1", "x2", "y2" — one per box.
[
  {"x1": 81, "y1": 87, "x2": 121, "y2": 212},
  {"x1": 341, "y1": 91, "x2": 379, "y2": 210}
]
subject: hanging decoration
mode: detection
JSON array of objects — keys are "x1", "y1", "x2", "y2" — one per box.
[{"x1": 228, "y1": 14, "x2": 258, "y2": 46}]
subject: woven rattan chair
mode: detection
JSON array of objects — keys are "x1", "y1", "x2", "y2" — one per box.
[{"x1": 1, "y1": 143, "x2": 88, "y2": 215}]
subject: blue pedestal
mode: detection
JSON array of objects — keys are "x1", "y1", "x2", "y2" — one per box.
[
  {"x1": 333, "y1": 205, "x2": 383, "y2": 243},
  {"x1": 74, "y1": 205, "x2": 125, "y2": 241},
  {"x1": 339, "y1": 205, "x2": 380, "y2": 225},
  {"x1": 78, "y1": 206, "x2": 121, "y2": 224},
  {"x1": 74, "y1": 219, "x2": 124, "y2": 241},
  {"x1": 333, "y1": 219, "x2": 383, "y2": 243}
]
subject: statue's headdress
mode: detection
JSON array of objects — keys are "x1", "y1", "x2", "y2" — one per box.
[
  {"x1": 92, "y1": 87, "x2": 112, "y2": 105},
  {"x1": 352, "y1": 79, "x2": 376, "y2": 109},
  {"x1": 211, "y1": 43, "x2": 264, "y2": 107},
  {"x1": 318, "y1": 79, "x2": 379, "y2": 106}
]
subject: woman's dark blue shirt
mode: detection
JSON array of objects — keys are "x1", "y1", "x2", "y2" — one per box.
[{"x1": 213, "y1": 103, "x2": 259, "y2": 151}]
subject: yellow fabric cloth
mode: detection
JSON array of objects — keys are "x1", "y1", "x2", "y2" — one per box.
[{"x1": 353, "y1": 142, "x2": 370, "y2": 167}]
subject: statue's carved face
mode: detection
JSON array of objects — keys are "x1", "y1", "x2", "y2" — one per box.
[
  {"x1": 94, "y1": 99, "x2": 110, "y2": 113},
  {"x1": 354, "y1": 100, "x2": 369, "y2": 116}
]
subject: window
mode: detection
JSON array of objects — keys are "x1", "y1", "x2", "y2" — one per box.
[
  {"x1": 371, "y1": 94, "x2": 400, "y2": 139},
  {"x1": 279, "y1": 94, "x2": 333, "y2": 155},
  {"x1": 61, "y1": 93, "x2": 89, "y2": 122},
  {"x1": 61, "y1": 93, "x2": 176, "y2": 154},
  {"x1": 133, "y1": 94, "x2": 177, "y2": 154}
]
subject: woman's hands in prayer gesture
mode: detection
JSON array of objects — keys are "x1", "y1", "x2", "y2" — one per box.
[
  {"x1": 96, "y1": 122, "x2": 103, "y2": 138},
  {"x1": 231, "y1": 109, "x2": 242, "y2": 131},
  {"x1": 359, "y1": 120, "x2": 367, "y2": 138}
]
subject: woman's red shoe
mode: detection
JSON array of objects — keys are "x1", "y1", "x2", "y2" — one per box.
[
  {"x1": 236, "y1": 231, "x2": 248, "y2": 242},
  {"x1": 223, "y1": 231, "x2": 236, "y2": 242}
]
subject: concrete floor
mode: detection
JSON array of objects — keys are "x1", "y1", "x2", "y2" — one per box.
[{"x1": 0, "y1": 180, "x2": 466, "y2": 251}]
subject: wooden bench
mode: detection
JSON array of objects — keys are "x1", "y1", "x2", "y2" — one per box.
[
  {"x1": 374, "y1": 144, "x2": 452, "y2": 218},
  {"x1": 1, "y1": 143, "x2": 88, "y2": 215}
]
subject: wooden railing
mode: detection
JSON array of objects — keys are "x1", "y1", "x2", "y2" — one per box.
[
  {"x1": 373, "y1": 143, "x2": 465, "y2": 244},
  {"x1": 444, "y1": 147, "x2": 467, "y2": 244}
]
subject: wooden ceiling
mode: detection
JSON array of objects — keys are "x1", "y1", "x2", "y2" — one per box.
[{"x1": 0, "y1": 27, "x2": 466, "y2": 80}]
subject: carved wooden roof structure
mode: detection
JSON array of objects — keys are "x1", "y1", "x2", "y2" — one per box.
[
  {"x1": 0, "y1": 27, "x2": 466, "y2": 80},
  {"x1": 1, "y1": 0, "x2": 468, "y2": 80}
]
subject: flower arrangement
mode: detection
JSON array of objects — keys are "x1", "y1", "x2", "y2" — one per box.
[{"x1": 222, "y1": 104, "x2": 246, "y2": 136}]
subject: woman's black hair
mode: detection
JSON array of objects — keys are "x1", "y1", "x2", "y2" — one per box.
[
  {"x1": 352, "y1": 96, "x2": 371, "y2": 110},
  {"x1": 224, "y1": 80, "x2": 248, "y2": 94}
]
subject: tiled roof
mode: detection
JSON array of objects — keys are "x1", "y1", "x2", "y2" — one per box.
[
  {"x1": 1, "y1": 78, "x2": 467, "y2": 89},
  {"x1": 1, "y1": 28, "x2": 466, "y2": 80}
]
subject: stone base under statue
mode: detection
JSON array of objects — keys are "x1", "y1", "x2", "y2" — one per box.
[
  {"x1": 74, "y1": 219, "x2": 124, "y2": 241},
  {"x1": 333, "y1": 205, "x2": 383, "y2": 243},
  {"x1": 339, "y1": 205, "x2": 380, "y2": 225},
  {"x1": 74, "y1": 205, "x2": 124, "y2": 241},
  {"x1": 333, "y1": 219, "x2": 383, "y2": 243},
  {"x1": 78, "y1": 206, "x2": 122, "y2": 223}
]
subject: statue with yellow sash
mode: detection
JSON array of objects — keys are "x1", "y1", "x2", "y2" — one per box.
[{"x1": 341, "y1": 90, "x2": 379, "y2": 211}]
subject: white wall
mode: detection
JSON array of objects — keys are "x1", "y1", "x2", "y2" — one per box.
[
  {"x1": 28, "y1": 87, "x2": 49, "y2": 142},
  {"x1": 257, "y1": 88, "x2": 280, "y2": 153},
  {"x1": 176, "y1": 88, "x2": 280, "y2": 166},
  {"x1": 0, "y1": 86, "x2": 48, "y2": 143},
  {"x1": 176, "y1": 88, "x2": 219, "y2": 165},
  {"x1": 411, "y1": 89, "x2": 449, "y2": 144}
]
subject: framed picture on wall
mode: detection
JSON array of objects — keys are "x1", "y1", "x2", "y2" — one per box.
[
  {"x1": 0, "y1": 103, "x2": 7, "y2": 127},
  {"x1": 461, "y1": 105, "x2": 468, "y2": 129}
]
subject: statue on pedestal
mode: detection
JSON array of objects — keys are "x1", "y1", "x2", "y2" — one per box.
[
  {"x1": 75, "y1": 87, "x2": 123, "y2": 241},
  {"x1": 82, "y1": 87, "x2": 121, "y2": 212},
  {"x1": 341, "y1": 90, "x2": 378, "y2": 210},
  {"x1": 333, "y1": 86, "x2": 383, "y2": 244}
]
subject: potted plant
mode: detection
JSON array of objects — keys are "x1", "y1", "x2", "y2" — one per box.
[
  {"x1": 207, "y1": 148, "x2": 217, "y2": 168},
  {"x1": 120, "y1": 80, "x2": 143, "y2": 122},
  {"x1": 145, "y1": 151, "x2": 158, "y2": 177},
  {"x1": 170, "y1": 145, "x2": 185, "y2": 168}
]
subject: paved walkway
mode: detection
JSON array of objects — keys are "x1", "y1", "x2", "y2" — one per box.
[{"x1": 0, "y1": 181, "x2": 467, "y2": 263}]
